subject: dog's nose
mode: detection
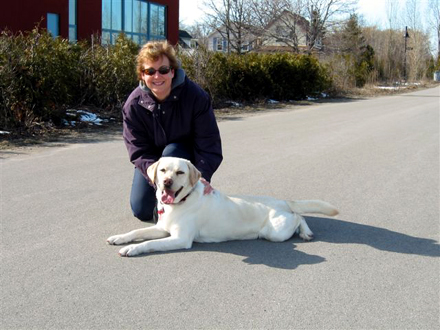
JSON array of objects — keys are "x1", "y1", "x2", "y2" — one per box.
[{"x1": 163, "y1": 178, "x2": 173, "y2": 188}]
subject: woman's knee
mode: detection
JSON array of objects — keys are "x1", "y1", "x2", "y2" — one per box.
[
  {"x1": 162, "y1": 142, "x2": 193, "y2": 160},
  {"x1": 130, "y1": 168, "x2": 156, "y2": 221},
  {"x1": 130, "y1": 197, "x2": 155, "y2": 221}
]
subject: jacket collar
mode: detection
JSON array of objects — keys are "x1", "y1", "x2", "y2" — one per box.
[{"x1": 138, "y1": 68, "x2": 186, "y2": 111}]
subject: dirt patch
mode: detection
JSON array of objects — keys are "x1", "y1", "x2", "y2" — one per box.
[{"x1": 0, "y1": 122, "x2": 122, "y2": 159}]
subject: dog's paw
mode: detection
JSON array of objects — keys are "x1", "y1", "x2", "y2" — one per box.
[
  {"x1": 299, "y1": 231, "x2": 314, "y2": 241},
  {"x1": 118, "y1": 244, "x2": 141, "y2": 257},
  {"x1": 107, "y1": 234, "x2": 128, "y2": 245}
]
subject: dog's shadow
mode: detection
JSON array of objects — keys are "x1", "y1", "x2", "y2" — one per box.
[
  {"x1": 307, "y1": 217, "x2": 439, "y2": 257},
  {"x1": 184, "y1": 216, "x2": 440, "y2": 269},
  {"x1": 128, "y1": 217, "x2": 439, "y2": 269},
  {"x1": 191, "y1": 238, "x2": 325, "y2": 270}
]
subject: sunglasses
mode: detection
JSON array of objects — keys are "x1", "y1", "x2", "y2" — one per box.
[{"x1": 142, "y1": 66, "x2": 172, "y2": 76}]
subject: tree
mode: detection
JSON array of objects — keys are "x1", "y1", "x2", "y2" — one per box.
[
  {"x1": 203, "y1": 0, "x2": 255, "y2": 54},
  {"x1": 340, "y1": 14, "x2": 375, "y2": 87},
  {"x1": 428, "y1": 0, "x2": 440, "y2": 59},
  {"x1": 383, "y1": 0, "x2": 403, "y2": 82},
  {"x1": 249, "y1": 0, "x2": 357, "y2": 53},
  {"x1": 249, "y1": 0, "x2": 306, "y2": 52},
  {"x1": 386, "y1": 0, "x2": 401, "y2": 30},
  {"x1": 341, "y1": 13, "x2": 365, "y2": 54},
  {"x1": 304, "y1": 0, "x2": 358, "y2": 53},
  {"x1": 404, "y1": 0, "x2": 433, "y2": 81}
]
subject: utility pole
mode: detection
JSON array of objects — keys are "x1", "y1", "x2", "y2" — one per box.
[{"x1": 404, "y1": 26, "x2": 410, "y2": 83}]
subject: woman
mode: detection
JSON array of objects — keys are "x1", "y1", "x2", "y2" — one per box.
[{"x1": 123, "y1": 40, "x2": 223, "y2": 222}]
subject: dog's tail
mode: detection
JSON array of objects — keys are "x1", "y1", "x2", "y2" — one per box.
[{"x1": 286, "y1": 200, "x2": 339, "y2": 217}]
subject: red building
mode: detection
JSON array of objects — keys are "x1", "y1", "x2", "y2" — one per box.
[{"x1": 0, "y1": 0, "x2": 179, "y2": 45}]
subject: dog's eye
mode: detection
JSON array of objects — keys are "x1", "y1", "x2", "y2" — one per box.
[
  {"x1": 176, "y1": 171, "x2": 185, "y2": 175},
  {"x1": 160, "y1": 168, "x2": 166, "y2": 173}
]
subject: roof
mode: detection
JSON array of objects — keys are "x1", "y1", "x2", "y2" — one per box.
[
  {"x1": 179, "y1": 30, "x2": 193, "y2": 39},
  {"x1": 265, "y1": 10, "x2": 309, "y2": 31}
]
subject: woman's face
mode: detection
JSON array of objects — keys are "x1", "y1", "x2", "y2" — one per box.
[{"x1": 141, "y1": 55, "x2": 175, "y2": 101}]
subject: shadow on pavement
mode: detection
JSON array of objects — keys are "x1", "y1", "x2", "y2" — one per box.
[
  {"x1": 187, "y1": 216, "x2": 439, "y2": 269},
  {"x1": 307, "y1": 216, "x2": 440, "y2": 258},
  {"x1": 138, "y1": 216, "x2": 440, "y2": 269},
  {"x1": 192, "y1": 239, "x2": 326, "y2": 270}
]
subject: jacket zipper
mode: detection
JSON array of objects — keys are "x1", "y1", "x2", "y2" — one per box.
[{"x1": 154, "y1": 103, "x2": 167, "y2": 145}]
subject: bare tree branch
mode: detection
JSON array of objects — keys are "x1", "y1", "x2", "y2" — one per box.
[
  {"x1": 428, "y1": 0, "x2": 440, "y2": 58},
  {"x1": 202, "y1": 0, "x2": 256, "y2": 54}
]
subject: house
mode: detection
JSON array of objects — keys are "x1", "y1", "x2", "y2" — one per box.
[
  {"x1": 0, "y1": 0, "x2": 180, "y2": 45},
  {"x1": 206, "y1": 11, "x2": 312, "y2": 53},
  {"x1": 207, "y1": 28, "x2": 228, "y2": 52},
  {"x1": 207, "y1": 25, "x2": 255, "y2": 53},
  {"x1": 260, "y1": 10, "x2": 309, "y2": 52},
  {"x1": 178, "y1": 30, "x2": 197, "y2": 49}
]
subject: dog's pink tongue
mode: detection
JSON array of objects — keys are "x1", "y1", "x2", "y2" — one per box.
[{"x1": 161, "y1": 189, "x2": 175, "y2": 204}]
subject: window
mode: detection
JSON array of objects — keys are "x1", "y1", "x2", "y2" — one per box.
[
  {"x1": 47, "y1": 13, "x2": 59, "y2": 37},
  {"x1": 69, "y1": 0, "x2": 77, "y2": 42},
  {"x1": 217, "y1": 38, "x2": 223, "y2": 51},
  {"x1": 241, "y1": 42, "x2": 251, "y2": 52},
  {"x1": 102, "y1": 0, "x2": 167, "y2": 45},
  {"x1": 213, "y1": 37, "x2": 226, "y2": 51},
  {"x1": 150, "y1": 4, "x2": 166, "y2": 40}
]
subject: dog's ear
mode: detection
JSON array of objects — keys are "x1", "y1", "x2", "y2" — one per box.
[
  {"x1": 187, "y1": 161, "x2": 201, "y2": 187},
  {"x1": 146, "y1": 160, "x2": 160, "y2": 184}
]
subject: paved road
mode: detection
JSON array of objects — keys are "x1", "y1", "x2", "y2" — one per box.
[{"x1": 2, "y1": 87, "x2": 439, "y2": 329}]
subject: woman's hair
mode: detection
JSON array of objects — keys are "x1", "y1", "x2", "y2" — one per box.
[{"x1": 136, "y1": 40, "x2": 179, "y2": 80}]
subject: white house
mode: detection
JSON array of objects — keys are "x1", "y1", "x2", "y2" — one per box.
[
  {"x1": 206, "y1": 26, "x2": 255, "y2": 53},
  {"x1": 206, "y1": 11, "x2": 312, "y2": 53},
  {"x1": 261, "y1": 11, "x2": 309, "y2": 52}
]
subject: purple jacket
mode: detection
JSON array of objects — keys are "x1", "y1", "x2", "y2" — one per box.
[{"x1": 122, "y1": 69, "x2": 223, "y2": 182}]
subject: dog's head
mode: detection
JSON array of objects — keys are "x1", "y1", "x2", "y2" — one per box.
[{"x1": 147, "y1": 157, "x2": 201, "y2": 205}]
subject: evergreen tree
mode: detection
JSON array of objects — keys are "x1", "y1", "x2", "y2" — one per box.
[{"x1": 341, "y1": 14, "x2": 375, "y2": 87}]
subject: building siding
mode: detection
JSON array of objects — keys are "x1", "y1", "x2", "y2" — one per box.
[{"x1": 0, "y1": 0, "x2": 179, "y2": 45}]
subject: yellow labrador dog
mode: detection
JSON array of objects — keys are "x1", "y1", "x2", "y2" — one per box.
[{"x1": 107, "y1": 157, "x2": 338, "y2": 257}]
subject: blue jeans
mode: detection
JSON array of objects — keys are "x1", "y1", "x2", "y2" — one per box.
[{"x1": 130, "y1": 143, "x2": 193, "y2": 221}]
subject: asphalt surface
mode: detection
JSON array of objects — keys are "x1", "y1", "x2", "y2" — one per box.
[{"x1": 2, "y1": 86, "x2": 439, "y2": 330}]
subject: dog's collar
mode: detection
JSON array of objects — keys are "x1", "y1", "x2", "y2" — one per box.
[{"x1": 179, "y1": 191, "x2": 192, "y2": 203}]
